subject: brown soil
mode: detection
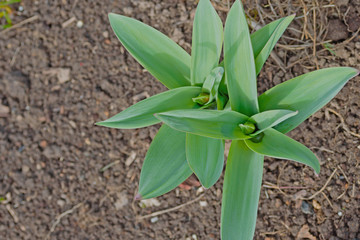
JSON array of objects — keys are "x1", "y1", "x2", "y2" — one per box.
[{"x1": 0, "y1": 0, "x2": 359, "y2": 239}]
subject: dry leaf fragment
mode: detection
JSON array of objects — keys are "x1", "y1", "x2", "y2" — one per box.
[
  {"x1": 43, "y1": 68, "x2": 71, "y2": 84},
  {"x1": 140, "y1": 198, "x2": 161, "y2": 208},
  {"x1": 114, "y1": 191, "x2": 129, "y2": 210},
  {"x1": 296, "y1": 224, "x2": 316, "y2": 240},
  {"x1": 125, "y1": 151, "x2": 137, "y2": 166},
  {"x1": 293, "y1": 189, "x2": 308, "y2": 200},
  {"x1": 179, "y1": 175, "x2": 201, "y2": 190},
  {"x1": 312, "y1": 199, "x2": 321, "y2": 210}
]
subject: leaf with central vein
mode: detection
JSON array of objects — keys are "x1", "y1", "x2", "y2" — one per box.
[
  {"x1": 109, "y1": 13, "x2": 190, "y2": 89},
  {"x1": 224, "y1": 0, "x2": 258, "y2": 116},
  {"x1": 191, "y1": 0, "x2": 223, "y2": 85},
  {"x1": 220, "y1": 14, "x2": 294, "y2": 76},
  {"x1": 249, "y1": 109, "x2": 298, "y2": 136},
  {"x1": 259, "y1": 67, "x2": 359, "y2": 133},
  {"x1": 221, "y1": 140, "x2": 264, "y2": 240},
  {"x1": 186, "y1": 134, "x2": 224, "y2": 188},
  {"x1": 155, "y1": 109, "x2": 250, "y2": 140},
  {"x1": 138, "y1": 125, "x2": 192, "y2": 199},
  {"x1": 96, "y1": 86, "x2": 201, "y2": 129},
  {"x1": 245, "y1": 128, "x2": 320, "y2": 173},
  {"x1": 252, "y1": 15, "x2": 295, "y2": 75}
]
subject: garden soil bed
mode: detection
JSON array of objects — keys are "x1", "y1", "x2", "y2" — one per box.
[{"x1": 0, "y1": 0, "x2": 359, "y2": 239}]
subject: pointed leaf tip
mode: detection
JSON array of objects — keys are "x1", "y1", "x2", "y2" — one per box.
[
  {"x1": 186, "y1": 134, "x2": 224, "y2": 189},
  {"x1": 134, "y1": 193, "x2": 142, "y2": 201},
  {"x1": 108, "y1": 12, "x2": 191, "y2": 89},
  {"x1": 259, "y1": 67, "x2": 359, "y2": 133},
  {"x1": 138, "y1": 125, "x2": 192, "y2": 199},
  {"x1": 245, "y1": 128, "x2": 320, "y2": 174},
  {"x1": 95, "y1": 121, "x2": 104, "y2": 126},
  {"x1": 191, "y1": 0, "x2": 223, "y2": 85}
]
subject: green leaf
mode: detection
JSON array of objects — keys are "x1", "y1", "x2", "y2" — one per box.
[
  {"x1": 251, "y1": 15, "x2": 295, "y2": 74},
  {"x1": 216, "y1": 94, "x2": 228, "y2": 110},
  {"x1": 138, "y1": 125, "x2": 192, "y2": 199},
  {"x1": 108, "y1": 13, "x2": 190, "y2": 89},
  {"x1": 96, "y1": 86, "x2": 201, "y2": 129},
  {"x1": 221, "y1": 140, "x2": 264, "y2": 240},
  {"x1": 202, "y1": 67, "x2": 224, "y2": 104},
  {"x1": 219, "y1": 14, "x2": 294, "y2": 76},
  {"x1": 259, "y1": 67, "x2": 359, "y2": 133},
  {"x1": 155, "y1": 109, "x2": 250, "y2": 140},
  {"x1": 0, "y1": 0, "x2": 21, "y2": 7},
  {"x1": 186, "y1": 134, "x2": 224, "y2": 188},
  {"x1": 249, "y1": 109, "x2": 298, "y2": 136},
  {"x1": 245, "y1": 128, "x2": 320, "y2": 173},
  {"x1": 191, "y1": 0, "x2": 223, "y2": 85},
  {"x1": 224, "y1": 0, "x2": 259, "y2": 116}
]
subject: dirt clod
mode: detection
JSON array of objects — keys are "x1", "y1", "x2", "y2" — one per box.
[{"x1": 326, "y1": 19, "x2": 349, "y2": 41}]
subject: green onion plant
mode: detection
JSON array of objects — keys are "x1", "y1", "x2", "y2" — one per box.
[{"x1": 96, "y1": 0, "x2": 359, "y2": 239}]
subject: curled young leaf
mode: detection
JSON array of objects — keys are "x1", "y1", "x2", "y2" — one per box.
[
  {"x1": 202, "y1": 66, "x2": 224, "y2": 105},
  {"x1": 249, "y1": 109, "x2": 298, "y2": 136}
]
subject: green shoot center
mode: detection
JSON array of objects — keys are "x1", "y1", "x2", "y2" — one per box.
[
  {"x1": 239, "y1": 121, "x2": 256, "y2": 135},
  {"x1": 192, "y1": 92, "x2": 210, "y2": 105},
  {"x1": 249, "y1": 132, "x2": 265, "y2": 143}
]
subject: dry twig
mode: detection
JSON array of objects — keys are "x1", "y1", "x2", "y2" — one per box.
[
  {"x1": 46, "y1": 203, "x2": 83, "y2": 240},
  {"x1": 326, "y1": 108, "x2": 360, "y2": 139},
  {"x1": 0, "y1": 15, "x2": 39, "y2": 35},
  {"x1": 302, "y1": 168, "x2": 337, "y2": 200},
  {"x1": 137, "y1": 194, "x2": 205, "y2": 220},
  {"x1": 321, "y1": 191, "x2": 333, "y2": 208},
  {"x1": 6, "y1": 204, "x2": 18, "y2": 223}
]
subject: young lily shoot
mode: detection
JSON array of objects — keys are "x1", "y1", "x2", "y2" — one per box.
[{"x1": 96, "y1": 0, "x2": 359, "y2": 239}]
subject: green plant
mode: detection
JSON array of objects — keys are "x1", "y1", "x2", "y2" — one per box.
[
  {"x1": 0, "y1": 0, "x2": 21, "y2": 29},
  {"x1": 96, "y1": 0, "x2": 358, "y2": 239}
]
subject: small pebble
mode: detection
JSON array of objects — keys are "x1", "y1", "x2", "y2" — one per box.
[
  {"x1": 199, "y1": 201, "x2": 208, "y2": 207},
  {"x1": 76, "y1": 20, "x2": 83, "y2": 28},
  {"x1": 18, "y1": 6, "x2": 24, "y2": 11},
  {"x1": 196, "y1": 186, "x2": 204, "y2": 195},
  {"x1": 338, "y1": 211, "x2": 343, "y2": 216},
  {"x1": 57, "y1": 199, "x2": 66, "y2": 207},
  {"x1": 301, "y1": 201, "x2": 312, "y2": 215},
  {"x1": 22, "y1": 165, "x2": 30, "y2": 174},
  {"x1": 150, "y1": 217, "x2": 158, "y2": 223},
  {"x1": 40, "y1": 140, "x2": 47, "y2": 148},
  {"x1": 102, "y1": 31, "x2": 109, "y2": 38},
  {"x1": 355, "y1": 42, "x2": 360, "y2": 50}
]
